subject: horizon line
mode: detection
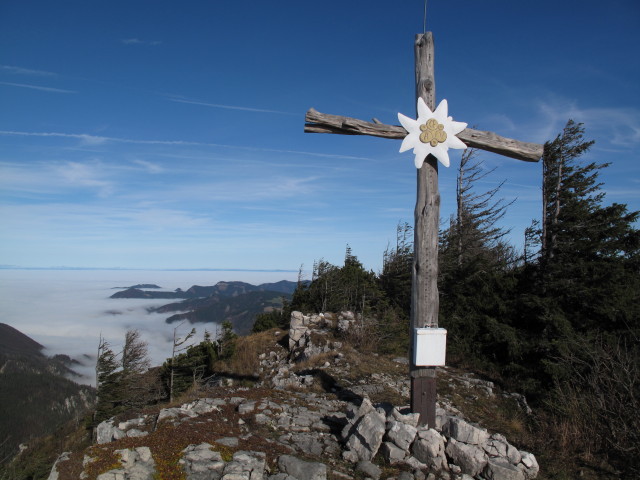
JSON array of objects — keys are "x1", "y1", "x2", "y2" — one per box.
[{"x1": 0, "y1": 266, "x2": 299, "y2": 273}]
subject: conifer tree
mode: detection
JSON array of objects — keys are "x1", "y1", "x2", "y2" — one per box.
[
  {"x1": 169, "y1": 324, "x2": 196, "y2": 402},
  {"x1": 217, "y1": 321, "x2": 237, "y2": 359},
  {"x1": 94, "y1": 335, "x2": 119, "y2": 423},
  {"x1": 438, "y1": 149, "x2": 519, "y2": 368},
  {"x1": 443, "y1": 148, "x2": 515, "y2": 271},
  {"x1": 540, "y1": 119, "x2": 597, "y2": 264},
  {"x1": 121, "y1": 329, "x2": 150, "y2": 374},
  {"x1": 380, "y1": 222, "x2": 413, "y2": 316},
  {"x1": 290, "y1": 247, "x2": 384, "y2": 316},
  {"x1": 538, "y1": 120, "x2": 640, "y2": 335}
]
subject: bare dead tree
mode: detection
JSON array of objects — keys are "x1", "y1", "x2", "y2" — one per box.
[{"x1": 170, "y1": 322, "x2": 196, "y2": 403}]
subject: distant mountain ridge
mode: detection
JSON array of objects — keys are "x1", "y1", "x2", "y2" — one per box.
[
  {"x1": 111, "y1": 284, "x2": 161, "y2": 290},
  {"x1": 110, "y1": 280, "x2": 297, "y2": 300},
  {"x1": 159, "y1": 290, "x2": 287, "y2": 334},
  {"x1": 110, "y1": 280, "x2": 298, "y2": 334}
]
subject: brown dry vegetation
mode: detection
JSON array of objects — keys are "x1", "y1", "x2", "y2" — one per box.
[
  {"x1": 56, "y1": 388, "x2": 296, "y2": 480},
  {"x1": 9, "y1": 319, "x2": 628, "y2": 480},
  {"x1": 214, "y1": 329, "x2": 288, "y2": 378}
]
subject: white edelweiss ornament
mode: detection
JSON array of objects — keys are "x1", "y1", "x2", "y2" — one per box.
[{"x1": 398, "y1": 98, "x2": 468, "y2": 168}]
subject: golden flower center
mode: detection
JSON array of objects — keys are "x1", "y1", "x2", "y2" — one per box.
[{"x1": 419, "y1": 118, "x2": 447, "y2": 147}]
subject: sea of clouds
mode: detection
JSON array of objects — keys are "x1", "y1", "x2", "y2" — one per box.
[{"x1": 0, "y1": 269, "x2": 297, "y2": 385}]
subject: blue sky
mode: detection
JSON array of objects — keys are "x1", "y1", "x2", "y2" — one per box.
[{"x1": 1, "y1": 0, "x2": 638, "y2": 273}]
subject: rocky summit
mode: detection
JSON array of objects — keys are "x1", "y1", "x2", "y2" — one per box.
[{"x1": 46, "y1": 312, "x2": 539, "y2": 480}]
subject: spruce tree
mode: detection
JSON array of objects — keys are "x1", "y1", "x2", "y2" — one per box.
[
  {"x1": 169, "y1": 324, "x2": 196, "y2": 402},
  {"x1": 538, "y1": 120, "x2": 640, "y2": 335},
  {"x1": 380, "y1": 221, "x2": 413, "y2": 316},
  {"x1": 217, "y1": 321, "x2": 237, "y2": 359},
  {"x1": 438, "y1": 149, "x2": 519, "y2": 370},
  {"x1": 94, "y1": 335, "x2": 119, "y2": 423}
]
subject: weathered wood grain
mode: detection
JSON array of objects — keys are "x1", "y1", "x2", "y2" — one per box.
[
  {"x1": 408, "y1": 33, "x2": 439, "y2": 427},
  {"x1": 304, "y1": 111, "x2": 543, "y2": 163}
]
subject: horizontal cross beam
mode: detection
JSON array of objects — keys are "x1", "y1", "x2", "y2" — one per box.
[{"x1": 304, "y1": 108, "x2": 543, "y2": 163}]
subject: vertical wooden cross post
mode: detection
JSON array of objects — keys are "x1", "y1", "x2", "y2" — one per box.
[{"x1": 304, "y1": 32, "x2": 543, "y2": 427}]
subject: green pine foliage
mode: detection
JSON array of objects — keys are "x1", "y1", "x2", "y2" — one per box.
[
  {"x1": 217, "y1": 321, "x2": 238, "y2": 359},
  {"x1": 287, "y1": 121, "x2": 637, "y2": 473},
  {"x1": 252, "y1": 309, "x2": 288, "y2": 333},
  {"x1": 161, "y1": 339, "x2": 217, "y2": 398},
  {"x1": 93, "y1": 330, "x2": 159, "y2": 424},
  {"x1": 438, "y1": 121, "x2": 638, "y2": 473},
  {"x1": 291, "y1": 248, "x2": 388, "y2": 316},
  {"x1": 94, "y1": 337, "x2": 119, "y2": 423},
  {"x1": 380, "y1": 222, "x2": 413, "y2": 316},
  {"x1": 158, "y1": 322, "x2": 240, "y2": 400}
]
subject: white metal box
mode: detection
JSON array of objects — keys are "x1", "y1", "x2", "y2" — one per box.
[{"x1": 414, "y1": 327, "x2": 447, "y2": 366}]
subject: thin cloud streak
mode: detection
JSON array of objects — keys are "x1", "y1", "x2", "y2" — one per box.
[
  {"x1": 0, "y1": 156, "x2": 324, "y2": 204},
  {"x1": 169, "y1": 97, "x2": 296, "y2": 116},
  {"x1": 0, "y1": 160, "x2": 114, "y2": 197},
  {"x1": 0, "y1": 130, "x2": 373, "y2": 161},
  {"x1": 132, "y1": 159, "x2": 165, "y2": 174},
  {"x1": 121, "y1": 38, "x2": 162, "y2": 46},
  {"x1": 0, "y1": 82, "x2": 76, "y2": 94},
  {"x1": 0, "y1": 65, "x2": 57, "y2": 76}
]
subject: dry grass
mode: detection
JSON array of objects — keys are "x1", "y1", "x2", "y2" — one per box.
[
  {"x1": 291, "y1": 351, "x2": 336, "y2": 371},
  {"x1": 435, "y1": 368, "x2": 531, "y2": 444},
  {"x1": 338, "y1": 319, "x2": 382, "y2": 353},
  {"x1": 56, "y1": 391, "x2": 294, "y2": 480},
  {"x1": 339, "y1": 347, "x2": 402, "y2": 380},
  {"x1": 215, "y1": 329, "x2": 287, "y2": 377}
]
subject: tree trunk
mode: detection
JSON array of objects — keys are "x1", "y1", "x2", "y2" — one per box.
[{"x1": 456, "y1": 154, "x2": 465, "y2": 267}]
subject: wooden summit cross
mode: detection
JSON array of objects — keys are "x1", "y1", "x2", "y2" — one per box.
[{"x1": 304, "y1": 33, "x2": 544, "y2": 427}]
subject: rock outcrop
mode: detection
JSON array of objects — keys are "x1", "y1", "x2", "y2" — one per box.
[{"x1": 47, "y1": 311, "x2": 538, "y2": 480}]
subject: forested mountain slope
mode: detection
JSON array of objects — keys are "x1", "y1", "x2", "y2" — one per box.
[{"x1": 0, "y1": 324, "x2": 95, "y2": 468}]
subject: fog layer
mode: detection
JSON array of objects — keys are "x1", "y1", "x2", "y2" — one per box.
[{"x1": 0, "y1": 269, "x2": 296, "y2": 384}]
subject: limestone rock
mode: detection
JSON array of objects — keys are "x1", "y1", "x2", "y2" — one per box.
[
  {"x1": 126, "y1": 429, "x2": 148, "y2": 439},
  {"x1": 386, "y1": 420, "x2": 417, "y2": 450},
  {"x1": 402, "y1": 455, "x2": 427, "y2": 470},
  {"x1": 484, "y1": 458, "x2": 525, "y2": 480},
  {"x1": 223, "y1": 451, "x2": 266, "y2": 480},
  {"x1": 238, "y1": 401, "x2": 257, "y2": 414},
  {"x1": 344, "y1": 407, "x2": 386, "y2": 462},
  {"x1": 356, "y1": 460, "x2": 382, "y2": 480},
  {"x1": 290, "y1": 311, "x2": 305, "y2": 328},
  {"x1": 96, "y1": 419, "x2": 126, "y2": 444},
  {"x1": 96, "y1": 447, "x2": 155, "y2": 480},
  {"x1": 445, "y1": 438, "x2": 487, "y2": 477},
  {"x1": 46, "y1": 452, "x2": 70, "y2": 480},
  {"x1": 216, "y1": 437, "x2": 240, "y2": 447},
  {"x1": 380, "y1": 441, "x2": 406, "y2": 464},
  {"x1": 390, "y1": 408, "x2": 420, "y2": 428},
  {"x1": 519, "y1": 451, "x2": 539, "y2": 479},
  {"x1": 184, "y1": 397, "x2": 226, "y2": 415},
  {"x1": 443, "y1": 417, "x2": 490, "y2": 446},
  {"x1": 180, "y1": 443, "x2": 225, "y2": 480},
  {"x1": 412, "y1": 428, "x2": 447, "y2": 471},
  {"x1": 506, "y1": 444, "x2": 522, "y2": 465},
  {"x1": 118, "y1": 417, "x2": 146, "y2": 431},
  {"x1": 278, "y1": 455, "x2": 327, "y2": 480}
]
